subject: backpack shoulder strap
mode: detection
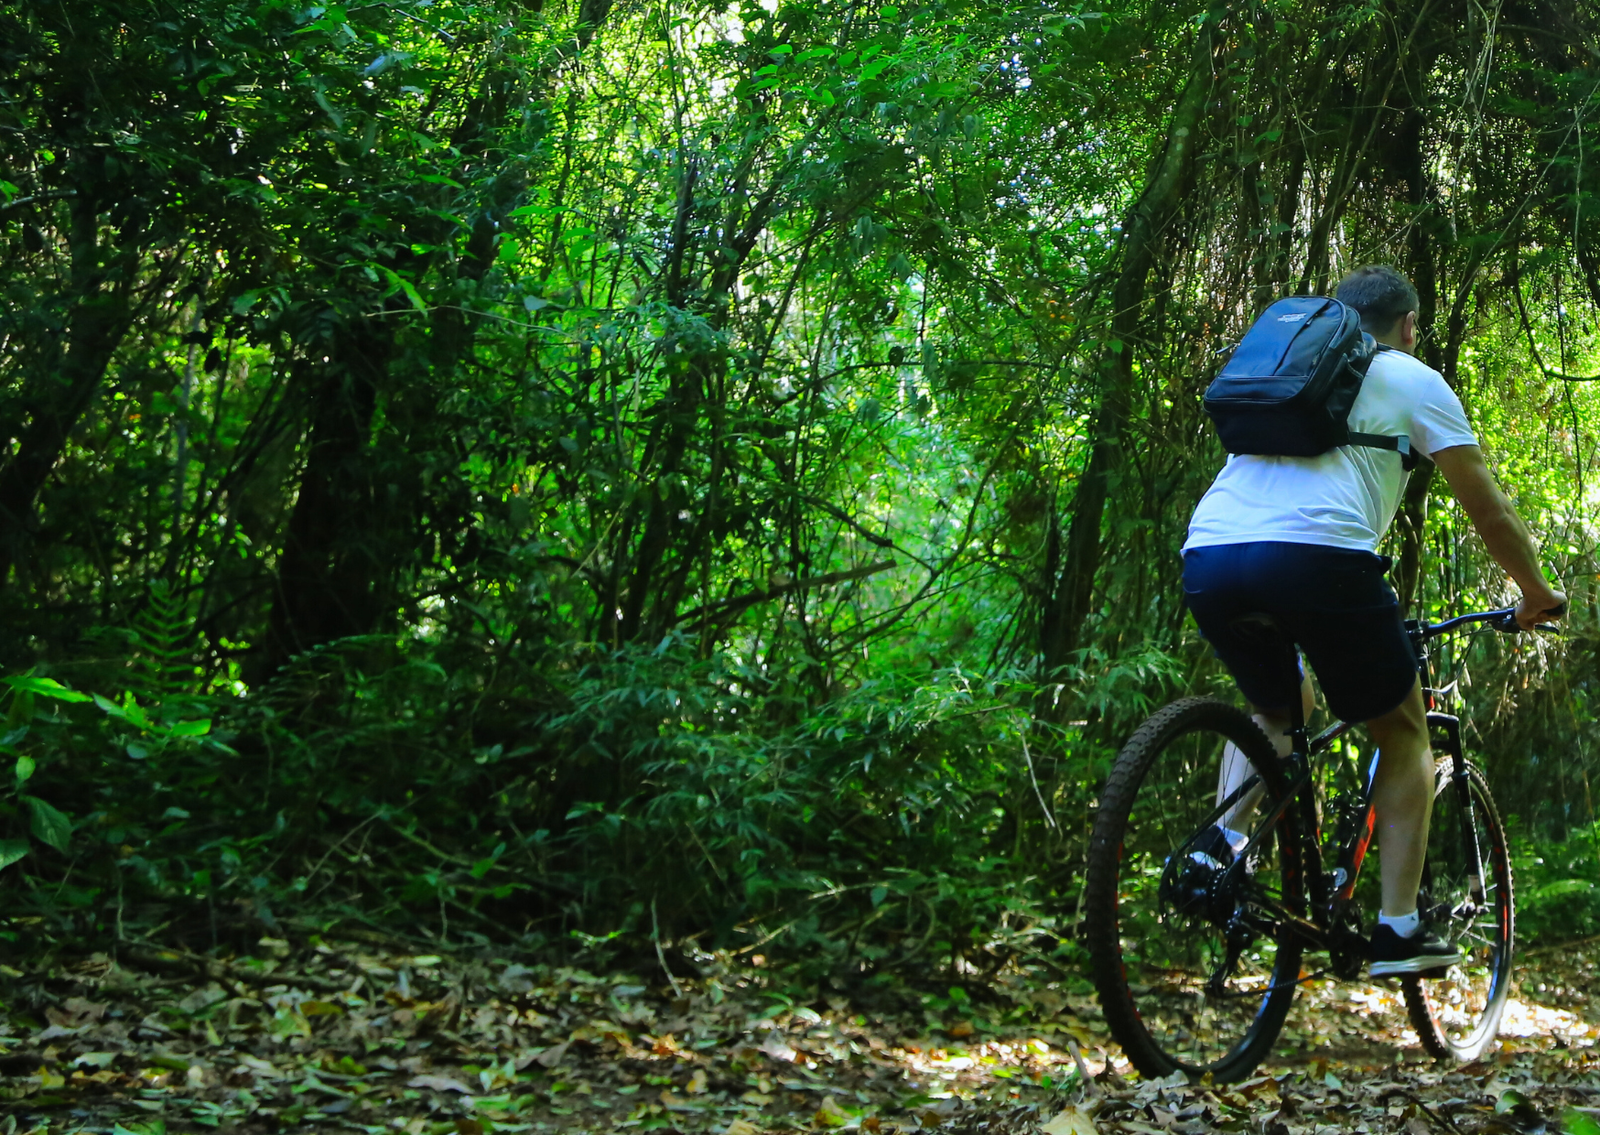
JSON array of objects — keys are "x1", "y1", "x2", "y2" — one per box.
[
  {"x1": 1346, "y1": 343, "x2": 1420, "y2": 470},
  {"x1": 1347, "y1": 431, "x2": 1418, "y2": 471}
]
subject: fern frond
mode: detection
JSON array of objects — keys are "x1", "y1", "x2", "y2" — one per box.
[{"x1": 127, "y1": 581, "x2": 201, "y2": 701}]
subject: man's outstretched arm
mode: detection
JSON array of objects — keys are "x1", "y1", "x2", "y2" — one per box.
[{"x1": 1431, "y1": 444, "x2": 1566, "y2": 628}]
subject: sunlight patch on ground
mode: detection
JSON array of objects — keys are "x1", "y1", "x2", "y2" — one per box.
[{"x1": 1501, "y1": 997, "x2": 1599, "y2": 1045}]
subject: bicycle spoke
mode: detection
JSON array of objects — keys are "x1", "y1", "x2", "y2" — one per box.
[
  {"x1": 1403, "y1": 758, "x2": 1514, "y2": 1062},
  {"x1": 1087, "y1": 700, "x2": 1304, "y2": 1081}
]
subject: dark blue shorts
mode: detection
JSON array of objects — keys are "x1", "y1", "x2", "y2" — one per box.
[{"x1": 1182, "y1": 542, "x2": 1419, "y2": 724}]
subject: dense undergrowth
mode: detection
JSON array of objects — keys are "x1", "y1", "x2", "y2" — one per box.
[
  {"x1": 2, "y1": 586, "x2": 1595, "y2": 986},
  {"x1": 2, "y1": 618, "x2": 1108, "y2": 981}
]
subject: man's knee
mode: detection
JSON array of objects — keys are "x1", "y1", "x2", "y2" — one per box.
[{"x1": 1366, "y1": 678, "x2": 1428, "y2": 748}]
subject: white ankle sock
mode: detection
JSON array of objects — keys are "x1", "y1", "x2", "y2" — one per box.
[
  {"x1": 1220, "y1": 826, "x2": 1250, "y2": 854},
  {"x1": 1379, "y1": 910, "x2": 1421, "y2": 939}
]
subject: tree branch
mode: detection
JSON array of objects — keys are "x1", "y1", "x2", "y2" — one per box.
[{"x1": 673, "y1": 559, "x2": 896, "y2": 627}]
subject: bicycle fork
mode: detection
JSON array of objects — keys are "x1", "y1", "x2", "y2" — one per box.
[{"x1": 1428, "y1": 712, "x2": 1487, "y2": 910}]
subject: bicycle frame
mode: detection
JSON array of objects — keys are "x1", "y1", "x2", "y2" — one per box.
[{"x1": 1178, "y1": 607, "x2": 1519, "y2": 979}]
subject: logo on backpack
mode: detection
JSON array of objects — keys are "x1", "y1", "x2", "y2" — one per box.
[{"x1": 1203, "y1": 297, "x2": 1416, "y2": 470}]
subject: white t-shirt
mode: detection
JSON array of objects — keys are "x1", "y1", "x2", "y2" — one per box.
[{"x1": 1184, "y1": 349, "x2": 1478, "y2": 553}]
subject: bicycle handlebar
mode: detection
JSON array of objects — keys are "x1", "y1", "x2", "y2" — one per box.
[{"x1": 1421, "y1": 602, "x2": 1567, "y2": 640}]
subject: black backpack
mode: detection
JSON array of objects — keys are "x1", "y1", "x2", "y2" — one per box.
[{"x1": 1202, "y1": 296, "x2": 1417, "y2": 470}]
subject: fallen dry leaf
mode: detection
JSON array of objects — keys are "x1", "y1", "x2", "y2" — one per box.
[
  {"x1": 761, "y1": 1031, "x2": 798, "y2": 1062},
  {"x1": 1040, "y1": 1105, "x2": 1099, "y2": 1135},
  {"x1": 407, "y1": 1073, "x2": 474, "y2": 1093},
  {"x1": 60, "y1": 997, "x2": 108, "y2": 1023},
  {"x1": 5, "y1": 933, "x2": 1600, "y2": 1135},
  {"x1": 533, "y1": 1040, "x2": 569, "y2": 1067}
]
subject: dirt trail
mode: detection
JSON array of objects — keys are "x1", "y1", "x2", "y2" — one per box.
[{"x1": 1, "y1": 937, "x2": 1597, "y2": 1133}]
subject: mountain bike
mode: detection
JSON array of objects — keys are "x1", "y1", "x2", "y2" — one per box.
[{"x1": 1083, "y1": 605, "x2": 1560, "y2": 1082}]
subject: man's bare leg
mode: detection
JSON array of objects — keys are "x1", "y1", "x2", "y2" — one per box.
[
  {"x1": 1217, "y1": 672, "x2": 1314, "y2": 832},
  {"x1": 1364, "y1": 677, "x2": 1433, "y2": 918}
]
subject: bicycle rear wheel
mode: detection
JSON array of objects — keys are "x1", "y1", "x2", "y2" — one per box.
[
  {"x1": 1085, "y1": 698, "x2": 1306, "y2": 1082},
  {"x1": 1403, "y1": 756, "x2": 1514, "y2": 1062}
]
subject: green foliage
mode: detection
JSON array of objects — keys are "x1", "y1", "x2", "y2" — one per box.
[
  {"x1": 0, "y1": 665, "x2": 215, "y2": 895},
  {"x1": 1514, "y1": 820, "x2": 1600, "y2": 944},
  {"x1": 548, "y1": 639, "x2": 1072, "y2": 955},
  {"x1": 0, "y1": 0, "x2": 1599, "y2": 971},
  {"x1": 1566, "y1": 1107, "x2": 1600, "y2": 1135}
]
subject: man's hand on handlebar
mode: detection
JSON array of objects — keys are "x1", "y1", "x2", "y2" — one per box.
[{"x1": 1514, "y1": 587, "x2": 1568, "y2": 631}]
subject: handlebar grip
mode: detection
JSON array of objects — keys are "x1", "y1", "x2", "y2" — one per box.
[{"x1": 1494, "y1": 603, "x2": 1567, "y2": 633}]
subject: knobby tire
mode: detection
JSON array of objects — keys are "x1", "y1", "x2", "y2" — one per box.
[
  {"x1": 1085, "y1": 697, "x2": 1305, "y2": 1082},
  {"x1": 1402, "y1": 757, "x2": 1514, "y2": 1062}
]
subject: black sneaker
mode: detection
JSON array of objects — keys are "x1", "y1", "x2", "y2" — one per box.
[
  {"x1": 1368, "y1": 922, "x2": 1461, "y2": 977},
  {"x1": 1187, "y1": 825, "x2": 1241, "y2": 870},
  {"x1": 1190, "y1": 826, "x2": 1248, "y2": 870},
  {"x1": 1165, "y1": 826, "x2": 1240, "y2": 920}
]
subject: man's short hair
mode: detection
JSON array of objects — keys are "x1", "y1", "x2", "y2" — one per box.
[{"x1": 1335, "y1": 266, "x2": 1419, "y2": 336}]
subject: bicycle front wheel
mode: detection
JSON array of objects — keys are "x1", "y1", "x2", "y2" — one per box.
[
  {"x1": 1085, "y1": 698, "x2": 1306, "y2": 1082},
  {"x1": 1403, "y1": 756, "x2": 1514, "y2": 1062}
]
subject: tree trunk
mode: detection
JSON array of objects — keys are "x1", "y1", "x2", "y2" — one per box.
[
  {"x1": 257, "y1": 0, "x2": 615, "y2": 672},
  {"x1": 614, "y1": 136, "x2": 796, "y2": 643},
  {"x1": 0, "y1": 184, "x2": 134, "y2": 587},
  {"x1": 1393, "y1": 461, "x2": 1434, "y2": 614},
  {"x1": 1038, "y1": 24, "x2": 1216, "y2": 677},
  {"x1": 1390, "y1": 37, "x2": 1447, "y2": 615},
  {"x1": 260, "y1": 320, "x2": 389, "y2": 670}
]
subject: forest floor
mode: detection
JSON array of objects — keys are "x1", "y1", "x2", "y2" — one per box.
[{"x1": 2, "y1": 932, "x2": 1599, "y2": 1135}]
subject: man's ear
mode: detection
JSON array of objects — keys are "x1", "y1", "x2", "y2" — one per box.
[{"x1": 1403, "y1": 310, "x2": 1419, "y2": 351}]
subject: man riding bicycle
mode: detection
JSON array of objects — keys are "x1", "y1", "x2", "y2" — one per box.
[{"x1": 1181, "y1": 265, "x2": 1566, "y2": 977}]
